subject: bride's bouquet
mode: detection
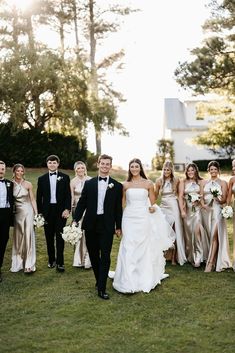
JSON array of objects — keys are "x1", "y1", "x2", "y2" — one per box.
[
  {"x1": 221, "y1": 205, "x2": 234, "y2": 219},
  {"x1": 33, "y1": 214, "x2": 45, "y2": 228},
  {"x1": 61, "y1": 223, "x2": 83, "y2": 245},
  {"x1": 187, "y1": 193, "x2": 200, "y2": 212}
]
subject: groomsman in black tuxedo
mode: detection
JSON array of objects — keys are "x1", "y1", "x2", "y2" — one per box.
[
  {"x1": 74, "y1": 154, "x2": 122, "y2": 299},
  {"x1": 0, "y1": 161, "x2": 14, "y2": 282},
  {"x1": 37, "y1": 155, "x2": 71, "y2": 272}
]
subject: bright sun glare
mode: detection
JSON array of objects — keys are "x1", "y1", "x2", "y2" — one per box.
[{"x1": 8, "y1": 0, "x2": 33, "y2": 12}]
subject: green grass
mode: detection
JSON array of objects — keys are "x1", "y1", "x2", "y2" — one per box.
[{"x1": 1, "y1": 169, "x2": 234, "y2": 353}]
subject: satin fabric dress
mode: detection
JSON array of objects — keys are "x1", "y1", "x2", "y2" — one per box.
[
  {"x1": 183, "y1": 182, "x2": 208, "y2": 265},
  {"x1": 160, "y1": 181, "x2": 187, "y2": 265},
  {"x1": 72, "y1": 178, "x2": 91, "y2": 268},
  {"x1": 232, "y1": 183, "x2": 235, "y2": 271},
  {"x1": 112, "y1": 188, "x2": 175, "y2": 294},
  {"x1": 201, "y1": 180, "x2": 231, "y2": 272},
  {"x1": 10, "y1": 183, "x2": 36, "y2": 272}
]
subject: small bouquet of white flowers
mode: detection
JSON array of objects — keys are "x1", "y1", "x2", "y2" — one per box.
[
  {"x1": 221, "y1": 205, "x2": 234, "y2": 219},
  {"x1": 33, "y1": 214, "x2": 45, "y2": 228},
  {"x1": 61, "y1": 223, "x2": 83, "y2": 245},
  {"x1": 187, "y1": 193, "x2": 200, "y2": 212}
]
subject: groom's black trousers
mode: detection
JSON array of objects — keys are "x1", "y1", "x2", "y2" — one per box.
[
  {"x1": 0, "y1": 208, "x2": 11, "y2": 268},
  {"x1": 85, "y1": 215, "x2": 114, "y2": 292}
]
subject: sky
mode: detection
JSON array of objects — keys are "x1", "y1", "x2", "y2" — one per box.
[
  {"x1": 8, "y1": 0, "x2": 211, "y2": 169},
  {"x1": 87, "y1": 0, "x2": 211, "y2": 169}
]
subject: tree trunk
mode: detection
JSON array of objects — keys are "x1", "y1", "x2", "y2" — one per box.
[
  {"x1": 89, "y1": 0, "x2": 101, "y2": 154},
  {"x1": 72, "y1": 0, "x2": 79, "y2": 59}
]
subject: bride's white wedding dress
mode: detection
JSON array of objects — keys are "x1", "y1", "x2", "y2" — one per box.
[{"x1": 111, "y1": 188, "x2": 175, "y2": 293}]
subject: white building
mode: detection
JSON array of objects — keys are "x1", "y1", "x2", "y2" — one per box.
[{"x1": 163, "y1": 98, "x2": 216, "y2": 171}]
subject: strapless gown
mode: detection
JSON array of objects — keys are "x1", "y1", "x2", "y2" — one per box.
[{"x1": 112, "y1": 188, "x2": 175, "y2": 293}]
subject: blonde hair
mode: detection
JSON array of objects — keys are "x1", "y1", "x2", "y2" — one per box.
[
  {"x1": 160, "y1": 160, "x2": 178, "y2": 194},
  {"x1": 74, "y1": 161, "x2": 87, "y2": 176}
]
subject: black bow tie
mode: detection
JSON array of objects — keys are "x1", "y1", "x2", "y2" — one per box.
[
  {"x1": 50, "y1": 172, "x2": 57, "y2": 176},
  {"x1": 0, "y1": 179, "x2": 5, "y2": 183},
  {"x1": 99, "y1": 176, "x2": 107, "y2": 182}
]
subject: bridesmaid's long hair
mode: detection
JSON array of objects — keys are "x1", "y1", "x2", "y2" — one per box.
[
  {"x1": 185, "y1": 163, "x2": 203, "y2": 183},
  {"x1": 160, "y1": 160, "x2": 178, "y2": 193},
  {"x1": 127, "y1": 158, "x2": 147, "y2": 182}
]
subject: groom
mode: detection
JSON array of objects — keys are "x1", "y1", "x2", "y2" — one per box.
[{"x1": 74, "y1": 154, "x2": 122, "y2": 299}]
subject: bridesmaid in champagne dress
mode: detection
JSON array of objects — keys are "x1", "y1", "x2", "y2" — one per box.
[
  {"x1": 201, "y1": 161, "x2": 231, "y2": 272},
  {"x1": 178, "y1": 163, "x2": 208, "y2": 267},
  {"x1": 70, "y1": 161, "x2": 91, "y2": 268},
  {"x1": 10, "y1": 164, "x2": 37, "y2": 273},
  {"x1": 227, "y1": 159, "x2": 235, "y2": 271},
  {"x1": 155, "y1": 160, "x2": 187, "y2": 266}
]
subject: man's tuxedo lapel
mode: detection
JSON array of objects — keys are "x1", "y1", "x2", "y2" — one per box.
[
  {"x1": 93, "y1": 176, "x2": 98, "y2": 208},
  {"x1": 45, "y1": 173, "x2": 51, "y2": 198},
  {"x1": 104, "y1": 176, "x2": 114, "y2": 205}
]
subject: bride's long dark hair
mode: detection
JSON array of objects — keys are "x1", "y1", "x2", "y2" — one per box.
[{"x1": 127, "y1": 158, "x2": 148, "y2": 182}]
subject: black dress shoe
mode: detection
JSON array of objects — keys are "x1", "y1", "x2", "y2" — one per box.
[
  {"x1": 98, "y1": 291, "x2": 110, "y2": 300},
  {"x1": 56, "y1": 265, "x2": 65, "y2": 272},
  {"x1": 48, "y1": 261, "x2": 56, "y2": 268}
]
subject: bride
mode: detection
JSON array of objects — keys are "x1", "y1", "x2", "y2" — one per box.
[{"x1": 110, "y1": 158, "x2": 175, "y2": 294}]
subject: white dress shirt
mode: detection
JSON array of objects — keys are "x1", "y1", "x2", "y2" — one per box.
[
  {"x1": 49, "y1": 173, "x2": 57, "y2": 204},
  {"x1": 97, "y1": 176, "x2": 109, "y2": 215},
  {"x1": 0, "y1": 181, "x2": 8, "y2": 208}
]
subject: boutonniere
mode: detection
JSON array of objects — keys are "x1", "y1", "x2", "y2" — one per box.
[
  {"x1": 107, "y1": 183, "x2": 114, "y2": 189},
  {"x1": 6, "y1": 182, "x2": 11, "y2": 187},
  {"x1": 57, "y1": 176, "x2": 63, "y2": 181}
]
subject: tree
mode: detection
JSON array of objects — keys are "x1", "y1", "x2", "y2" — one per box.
[
  {"x1": 175, "y1": 0, "x2": 235, "y2": 97},
  {"x1": 152, "y1": 139, "x2": 174, "y2": 170},
  {"x1": 194, "y1": 115, "x2": 235, "y2": 159}
]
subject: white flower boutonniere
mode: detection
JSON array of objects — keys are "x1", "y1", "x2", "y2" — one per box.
[
  {"x1": 6, "y1": 182, "x2": 11, "y2": 187},
  {"x1": 57, "y1": 176, "x2": 63, "y2": 181},
  {"x1": 107, "y1": 183, "x2": 114, "y2": 189}
]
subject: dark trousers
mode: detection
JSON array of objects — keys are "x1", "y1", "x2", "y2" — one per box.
[
  {"x1": 85, "y1": 215, "x2": 114, "y2": 292},
  {"x1": 44, "y1": 205, "x2": 66, "y2": 265},
  {"x1": 0, "y1": 208, "x2": 11, "y2": 268}
]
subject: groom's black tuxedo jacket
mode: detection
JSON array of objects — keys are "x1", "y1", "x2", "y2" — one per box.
[
  {"x1": 36, "y1": 171, "x2": 71, "y2": 218},
  {"x1": 74, "y1": 176, "x2": 123, "y2": 234}
]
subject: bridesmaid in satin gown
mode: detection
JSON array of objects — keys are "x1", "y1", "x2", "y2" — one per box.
[
  {"x1": 70, "y1": 161, "x2": 91, "y2": 268},
  {"x1": 200, "y1": 161, "x2": 231, "y2": 272},
  {"x1": 227, "y1": 159, "x2": 235, "y2": 271},
  {"x1": 10, "y1": 164, "x2": 37, "y2": 273},
  {"x1": 178, "y1": 163, "x2": 208, "y2": 267},
  {"x1": 155, "y1": 160, "x2": 187, "y2": 266},
  {"x1": 112, "y1": 158, "x2": 175, "y2": 294}
]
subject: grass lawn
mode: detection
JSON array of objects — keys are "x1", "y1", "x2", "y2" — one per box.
[{"x1": 0, "y1": 168, "x2": 234, "y2": 353}]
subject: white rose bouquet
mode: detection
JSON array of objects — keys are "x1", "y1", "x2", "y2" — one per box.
[
  {"x1": 187, "y1": 193, "x2": 200, "y2": 212},
  {"x1": 33, "y1": 214, "x2": 45, "y2": 228},
  {"x1": 61, "y1": 223, "x2": 83, "y2": 245},
  {"x1": 221, "y1": 205, "x2": 234, "y2": 219}
]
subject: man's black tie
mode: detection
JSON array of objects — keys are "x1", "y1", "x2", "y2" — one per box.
[
  {"x1": 99, "y1": 176, "x2": 107, "y2": 182},
  {"x1": 50, "y1": 172, "x2": 57, "y2": 176},
  {"x1": 0, "y1": 179, "x2": 5, "y2": 183}
]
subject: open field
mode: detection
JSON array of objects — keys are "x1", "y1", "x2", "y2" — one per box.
[{"x1": 0, "y1": 168, "x2": 234, "y2": 353}]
